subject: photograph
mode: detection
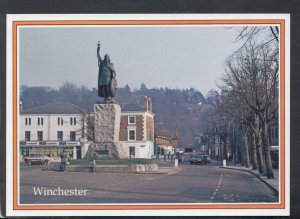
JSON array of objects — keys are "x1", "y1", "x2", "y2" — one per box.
[{"x1": 5, "y1": 14, "x2": 290, "y2": 216}]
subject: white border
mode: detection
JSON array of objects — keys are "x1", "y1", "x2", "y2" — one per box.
[{"x1": 6, "y1": 14, "x2": 290, "y2": 216}]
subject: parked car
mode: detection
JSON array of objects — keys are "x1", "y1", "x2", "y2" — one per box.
[
  {"x1": 26, "y1": 154, "x2": 51, "y2": 165},
  {"x1": 190, "y1": 154, "x2": 208, "y2": 165}
]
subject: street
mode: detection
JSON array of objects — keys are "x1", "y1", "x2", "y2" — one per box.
[{"x1": 19, "y1": 162, "x2": 278, "y2": 204}]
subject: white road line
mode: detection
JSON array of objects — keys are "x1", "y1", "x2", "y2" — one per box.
[{"x1": 209, "y1": 173, "x2": 223, "y2": 202}]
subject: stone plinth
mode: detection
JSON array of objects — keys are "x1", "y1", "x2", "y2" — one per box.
[
  {"x1": 85, "y1": 103, "x2": 127, "y2": 159},
  {"x1": 94, "y1": 103, "x2": 121, "y2": 143}
]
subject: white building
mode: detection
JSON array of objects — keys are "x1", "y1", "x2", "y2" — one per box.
[
  {"x1": 20, "y1": 98, "x2": 155, "y2": 160},
  {"x1": 20, "y1": 102, "x2": 86, "y2": 159}
]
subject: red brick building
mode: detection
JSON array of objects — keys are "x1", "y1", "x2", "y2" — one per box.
[
  {"x1": 155, "y1": 129, "x2": 178, "y2": 155},
  {"x1": 119, "y1": 96, "x2": 155, "y2": 159}
]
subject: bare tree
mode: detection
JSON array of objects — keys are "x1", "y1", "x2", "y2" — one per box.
[
  {"x1": 234, "y1": 26, "x2": 279, "y2": 56},
  {"x1": 220, "y1": 42, "x2": 278, "y2": 178}
]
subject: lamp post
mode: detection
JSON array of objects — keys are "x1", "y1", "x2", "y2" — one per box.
[{"x1": 154, "y1": 121, "x2": 164, "y2": 159}]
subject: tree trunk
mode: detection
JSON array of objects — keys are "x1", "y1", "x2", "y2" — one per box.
[
  {"x1": 243, "y1": 135, "x2": 251, "y2": 168},
  {"x1": 256, "y1": 133, "x2": 264, "y2": 174},
  {"x1": 251, "y1": 132, "x2": 258, "y2": 170},
  {"x1": 254, "y1": 113, "x2": 264, "y2": 174},
  {"x1": 261, "y1": 121, "x2": 274, "y2": 179},
  {"x1": 241, "y1": 125, "x2": 251, "y2": 168}
]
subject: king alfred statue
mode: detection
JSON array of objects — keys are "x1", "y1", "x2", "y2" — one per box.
[{"x1": 97, "y1": 41, "x2": 117, "y2": 100}]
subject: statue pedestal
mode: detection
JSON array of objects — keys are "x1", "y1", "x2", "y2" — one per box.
[
  {"x1": 85, "y1": 103, "x2": 127, "y2": 159},
  {"x1": 94, "y1": 103, "x2": 121, "y2": 143}
]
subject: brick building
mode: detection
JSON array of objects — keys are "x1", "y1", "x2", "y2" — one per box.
[
  {"x1": 119, "y1": 96, "x2": 155, "y2": 159},
  {"x1": 154, "y1": 129, "x2": 178, "y2": 155}
]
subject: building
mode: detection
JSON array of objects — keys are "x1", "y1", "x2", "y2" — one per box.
[
  {"x1": 20, "y1": 96, "x2": 155, "y2": 159},
  {"x1": 119, "y1": 96, "x2": 155, "y2": 159},
  {"x1": 154, "y1": 129, "x2": 178, "y2": 156},
  {"x1": 20, "y1": 101, "x2": 85, "y2": 159}
]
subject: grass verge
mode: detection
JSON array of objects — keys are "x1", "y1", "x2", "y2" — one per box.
[{"x1": 69, "y1": 158, "x2": 154, "y2": 166}]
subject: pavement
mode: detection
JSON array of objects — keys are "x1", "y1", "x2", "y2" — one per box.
[
  {"x1": 220, "y1": 163, "x2": 279, "y2": 194},
  {"x1": 141, "y1": 166, "x2": 182, "y2": 175}
]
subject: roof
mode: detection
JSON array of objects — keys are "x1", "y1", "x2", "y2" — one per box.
[
  {"x1": 155, "y1": 129, "x2": 178, "y2": 140},
  {"x1": 120, "y1": 103, "x2": 146, "y2": 112},
  {"x1": 21, "y1": 102, "x2": 85, "y2": 115}
]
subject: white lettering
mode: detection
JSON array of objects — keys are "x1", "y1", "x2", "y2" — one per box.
[
  {"x1": 33, "y1": 187, "x2": 43, "y2": 196},
  {"x1": 32, "y1": 187, "x2": 88, "y2": 196}
]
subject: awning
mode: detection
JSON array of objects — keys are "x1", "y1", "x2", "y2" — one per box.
[{"x1": 157, "y1": 145, "x2": 173, "y2": 152}]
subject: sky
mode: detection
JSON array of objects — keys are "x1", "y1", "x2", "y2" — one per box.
[{"x1": 19, "y1": 26, "x2": 243, "y2": 96}]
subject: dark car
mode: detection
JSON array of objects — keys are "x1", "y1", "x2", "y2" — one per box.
[{"x1": 190, "y1": 154, "x2": 208, "y2": 165}]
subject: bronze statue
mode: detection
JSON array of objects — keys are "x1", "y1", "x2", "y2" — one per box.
[{"x1": 97, "y1": 41, "x2": 117, "y2": 100}]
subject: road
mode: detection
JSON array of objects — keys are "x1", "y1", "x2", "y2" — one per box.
[{"x1": 19, "y1": 161, "x2": 278, "y2": 204}]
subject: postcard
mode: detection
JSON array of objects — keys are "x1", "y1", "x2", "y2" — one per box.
[{"x1": 5, "y1": 14, "x2": 290, "y2": 216}]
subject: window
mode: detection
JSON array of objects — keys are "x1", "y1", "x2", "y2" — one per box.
[
  {"x1": 57, "y1": 131, "x2": 63, "y2": 141},
  {"x1": 41, "y1": 118, "x2": 43, "y2": 125},
  {"x1": 38, "y1": 118, "x2": 40, "y2": 125},
  {"x1": 128, "y1": 116, "x2": 135, "y2": 124},
  {"x1": 25, "y1": 118, "x2": 28, "y2": 125},
  {"x1": 70, "y1": 117, "x2": 76, "y2": 125},
  {"x1": 129, "y1": 146, "x2": 135, "y2": 157},
  {"x1": 58, "y1": 117, "x2": 64, "y2": 125},
  {"x1": 128, "y1": 130, "x2": 136, "y2": 141},
  {"x1": 29, "y1": 118, "x2": 31, "y2": 125},
  {"x1": 37, "y1": 131, "x2": 43, "y2": 141},
  {"x1": 70, "y1": 131, "x2": 76, "y2": 141},
  {"x1": 25, "y1": 131, "x2": 31, "y2": 141},
  {"x1": 215, "y1": 135, "x2": 220, "y2": 143}
]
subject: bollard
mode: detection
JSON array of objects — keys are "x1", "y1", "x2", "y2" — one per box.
[
  {"x1": 174, "y1": 159, "x2": 178, "y2": 167},
  {"x1": 223, "y1": 159, "x2": 226, "y2": 167},
  {"x1": 93, "y1": 160, "x2": 96, "y2": 172}
]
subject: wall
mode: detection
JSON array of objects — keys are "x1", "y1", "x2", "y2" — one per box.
[
  {"x1": 121, "y1": 141, "x2": 154, "y2": 159},
  {"x1": 20, "y1": 114, "x2": 82, "y2": 141},
  {"x1": 145, "y1": 114, "x2": 154, "y2": 141},
  {"x1": 119, "y1": 114, "x2": 144, "y2": 141}
]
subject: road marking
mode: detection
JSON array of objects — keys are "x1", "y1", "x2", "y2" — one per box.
[{"x1": 209, "y1": 173, "x2": 223, "y2": 202}]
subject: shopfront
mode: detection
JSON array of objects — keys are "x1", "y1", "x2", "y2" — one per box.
[{"x1": 20, "y1": 141, "x2": 82, "y2": 159}]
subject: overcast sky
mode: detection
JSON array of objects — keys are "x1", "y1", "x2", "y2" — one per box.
[{"x1": 19, "y1": 26, "x2": 243, "y2": 95}]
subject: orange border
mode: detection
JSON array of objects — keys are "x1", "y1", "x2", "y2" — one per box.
[{"x1": 12, "y1": 19, "x2": 286, "y2": 211}]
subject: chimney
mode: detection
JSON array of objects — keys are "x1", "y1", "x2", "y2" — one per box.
[
  {"x1": 144, "y1": 96, "x2": 149, "y2": 111},
  {"x1": 20, "y1": 100, "x2": 23, "y2": 113},
  {"x1": 148, "y1": 97, "x2": 152, "y2": 112}
]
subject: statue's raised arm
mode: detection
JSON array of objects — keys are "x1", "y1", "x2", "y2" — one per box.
[{"x1": 97, "y1": 41, "x2": 102, "y2": 66}]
